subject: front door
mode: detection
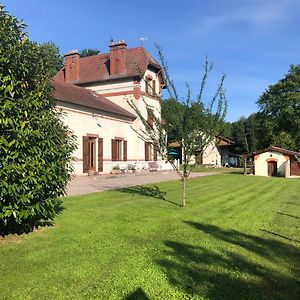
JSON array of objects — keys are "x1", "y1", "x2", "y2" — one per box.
[
  {"x1": 267, "y1": 161, "x2": 277, "y2": 177},
  {"x1": 291, "y1": 158, "x2": 300, "y2": 176},
  {"x1": 88, "y1": 138, "x2": 96, "y2": 171},
  {"x1": 83, "y1": 136, "x2": 96, "y2": 173}
]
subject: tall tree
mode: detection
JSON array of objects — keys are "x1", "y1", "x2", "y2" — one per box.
[
  {"x1": 257, "y1": 64, "x2": 300, "y2": 151},
  {"x1": 39, "y1": 41, "x2": 63, "y2": 76},
  {"x1": 0, "y1": 5, "x2": 76, "y2": 234},
  {"x1": 232, "y1": 114, "x2": 258, "y2": 154},
  {"x1": 79, "y1": 48, "x2": 100, "y2": 57},
  {"x1": 129, "y1": 48, "x2": 227, "y2": 207}
]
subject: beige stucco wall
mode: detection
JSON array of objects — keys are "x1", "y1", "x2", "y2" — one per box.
[
  {"x1": 189, "y1": 139, "x2": 222, "y2": 166},
  {"x1": 202, "y1": 143, "x2": 222, "y2": 165},
  {"x1": 85, "y1": 69, "x2": 162, "y2": 165},
  {"x1": 58, "y1": 102, "x2": 149, "y2": 174},
  {"x1": 254, "y1": 151, "x2": 289, "y2": 177},
  {"x1": 143, "y1": 69, "x2": 163, "y2": 98},
  {"x1": 57, "y1": 68, "x2": 168, "y2": 175}
]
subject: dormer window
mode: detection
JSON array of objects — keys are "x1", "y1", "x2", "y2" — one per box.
[
  {"x1": 145, "y1": 76, "x2": 156, "y2": 97},
  {"x1": 145, "y1": 77, "x2": 152, "y2": 94},
  {"x1": 152, "y1": 80, "x2": 156, "y2": 96}
]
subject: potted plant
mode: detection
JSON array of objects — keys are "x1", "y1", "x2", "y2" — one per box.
[
  {"x1": 111, "y1": 165, "x2": 121, "y2": 174},
  {"x1": 127, "y1": 164, "x2": 136, "y2": 173}
]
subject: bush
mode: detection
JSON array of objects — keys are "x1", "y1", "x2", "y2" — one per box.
[{"x1": 0, "y1": 5, "x2": 76, "y2": 234}]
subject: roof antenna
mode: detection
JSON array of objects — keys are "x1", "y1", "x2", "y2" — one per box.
[{"x1": 139, "y1": 37, "x2": 148, "y2": 46}]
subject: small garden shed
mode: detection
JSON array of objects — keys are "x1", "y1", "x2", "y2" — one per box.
[{"x1": 250, "y1": 146, "x2": 300, "y2": 177}]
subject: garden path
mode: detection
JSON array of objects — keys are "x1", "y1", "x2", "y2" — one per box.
[{"x1": 67, "y1": 170, "x2": 217, "y2": 196}]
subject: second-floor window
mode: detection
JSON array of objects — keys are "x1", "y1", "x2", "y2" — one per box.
[
  {"x1": 152, "y1": 80, "x2": 156, "y2": 96},
  {"x1": 145, "y1": 77, "x2": 156, "y2": 96},
  {"x1": 147, "y1": 108, "x2": 154, "y2": 127},
  {"x1": 145, "y1": 77, "x2": 151, "y2": 95}
]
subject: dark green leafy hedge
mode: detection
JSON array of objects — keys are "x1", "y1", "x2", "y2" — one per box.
[{"x1": 0, "y1": 5, "x2": 76, "y2": 234}]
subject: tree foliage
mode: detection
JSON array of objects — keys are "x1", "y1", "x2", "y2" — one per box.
[
  {"x1": 129, "y1": 47, "x2": 227, "y2": 207},
  {"x1": 0, "y1": 6, "x2": 76, "y2": 234},
  {"x1": 231, "y1": 114, "x2": 258, "y2": 154},
  {"x1": 257, "y1": 64, "x2": 300, "y2": 151},
  {"x1": 39, "y1": 42, "x2": 64, "y2": 76},
  {"x1": 79, "y1": 48, "x2": 100, "y2": 57}
]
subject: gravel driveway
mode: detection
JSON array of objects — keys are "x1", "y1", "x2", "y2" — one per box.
[{"x1": 66, "y1": 170, "x2": 216, "y2": 196}]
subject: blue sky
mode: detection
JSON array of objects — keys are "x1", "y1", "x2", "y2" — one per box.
[{"x1": 3, "y1": 0, "x2": 300, "y2": 121}]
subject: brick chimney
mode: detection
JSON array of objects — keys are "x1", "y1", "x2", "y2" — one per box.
[
  {"x1": 109, "y1": 40, "x2": 127, "y2": 75},
  {"x1": 64, "y1": 50, "x2": 80, "y2": 82}
]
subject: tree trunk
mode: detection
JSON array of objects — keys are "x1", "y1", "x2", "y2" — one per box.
[
  {"x1": 243, "y1": 156, "x2": 247, "y2": 175},
  {"x1": 182, "y1": 176, "x2": 186, "y2": 208}
]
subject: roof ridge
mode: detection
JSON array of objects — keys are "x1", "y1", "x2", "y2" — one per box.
[{"x1": 79, "y1": 53, "x2": 108, "y2": 60}]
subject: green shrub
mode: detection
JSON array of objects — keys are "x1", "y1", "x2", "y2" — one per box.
[{"x1": 0, "y1": 5, "x2": 76, "y2": 234}]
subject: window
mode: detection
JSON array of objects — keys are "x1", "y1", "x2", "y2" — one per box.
[
  {"x1": 145, "y1": 142, "x2": 157, "y2": 161},
  {"x1": 145, "y1": 77, "x2": 151, "y2": 94},
  {"x1": 147, "y1": 108, "x2": 154, "y2": 127},
  {"x1": 111, "y1": 139, "x2": 127, "y2": 161},
  {"x1": 152, "y1": 80, "x2": 156, "y2": 96}
]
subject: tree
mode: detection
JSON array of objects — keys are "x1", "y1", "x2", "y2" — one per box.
[
  {"x1": 128, "y1": 48, "x2": 227, "y2": 207},
  {"x1": 39, "y1": 42, "x2": 64, "y2": 76},
  {"x1": 231, "y1": 114, "x2": 260, "y2": 174},
  {"x1": 0, "y1": 5, "x2": 76, "y2": 234},
  {"x1": 257, "y1": 64, "x2": 300, "y2": 151},
  {"x1": 79, "y1": 48, "x2": 100, "y2": 57}
]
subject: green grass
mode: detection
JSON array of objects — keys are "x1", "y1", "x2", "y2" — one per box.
[
  {"x1": 185, "y1": 165, "x2": 244, "y2": 173},
  {"x1": 1, "y1": 174, "x2": 300, "y2": 300}
]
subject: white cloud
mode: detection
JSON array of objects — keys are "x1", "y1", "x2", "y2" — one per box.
[{"x1": 194, "y1": 0, "x2": 296, "y2": 35}]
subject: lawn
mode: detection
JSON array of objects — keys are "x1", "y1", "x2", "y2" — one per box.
[
  {"x1": 1, "y1": 174, "x2": 300, "y2": 300},
  {"x1": 185, "y1": 165, "x2": 244, "y2": 173}
]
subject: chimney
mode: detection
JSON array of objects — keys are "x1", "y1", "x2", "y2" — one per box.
[
  {"x1": 64, "y1": 50, "x2": 80, "y2": 82},
  {"x1": 109, "y1": 40, "x2": 127, "y2": 75}
]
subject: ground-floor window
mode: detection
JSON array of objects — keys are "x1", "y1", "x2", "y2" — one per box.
[
  {"x1": 145, "y1": 142, "x2": 157, "y2": 161},
  {"x1": 112, "y1": 139, "x2": 127, "y2": 161}
]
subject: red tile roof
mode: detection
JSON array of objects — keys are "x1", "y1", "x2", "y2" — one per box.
[
  {"x1": 55, "y1": 46, "x2": 162, "y2": 85},
  {"x1": 52, "y1": 80, "x2": 136, "y2": 120},
  {"x1": 249, "y1": 146, "x2": 300, "y2": 157}
]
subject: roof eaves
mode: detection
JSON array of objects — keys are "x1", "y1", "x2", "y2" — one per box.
[
  {"x1": 75, "y1": 74, "x2": 140, "y2": 86},
  {"x1": 56, "y1": 98, "x2": 136, "y2": 120}
]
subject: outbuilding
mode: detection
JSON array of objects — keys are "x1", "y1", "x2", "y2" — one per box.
[{"x1": 250, "y1": 146, "x2": 300, "y2": 177}]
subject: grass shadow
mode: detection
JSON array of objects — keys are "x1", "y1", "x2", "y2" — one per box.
[
  {"x1": 0, "y1": 203, "x2": 64, "y2": 237},
  {"x1": 156, "y1": 221, "x2": 300, "y2": 299},
  {"x1": 117, "y1": 185, "x2": 180, "y2": 207},
  {"x1": 259, "y1": 229, "x2": 300, "y2": 243},
  {"x1": 287, "y1": 202, "x2": 300, "y2": 206},
  {"x1": 124, "y1": 287, "x2": 150, "y2": 300},
  {"x1": 277, "y1": 211, "x2": 300, "y2": 220}
]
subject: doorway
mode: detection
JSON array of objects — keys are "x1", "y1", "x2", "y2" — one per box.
[
  {"x1": 83, "y1": 136, "x2": 96, "y2": 173},
  {"x1": 87, "y1": 138, "x2": 96, "y2": 171},
  {"x1": 267, "y1": 161, "x2": 277, "y2": 177}
]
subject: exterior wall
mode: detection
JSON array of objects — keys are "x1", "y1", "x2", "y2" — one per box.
[
  {"x1": 189, "y1": 140, "x2": 222, "y2": 166},
  {"x1": 142, "y1": 69, "x2": 163, "y2": 98},
  {"x1": 202, "y1": 143, "x2": 222, "y2": 165},
  {"x1": 82, "y1": 68, "x2": 162, "y2": 168},
  {"x1": 254, "y1": 151, "x2": 289, "y2": 177},
  {"x1": 58, "y1": 102, "x2": 143, "y2": 174},
  {"x1": 58, "y1": 67, "x2": 167, "y2": 175}
]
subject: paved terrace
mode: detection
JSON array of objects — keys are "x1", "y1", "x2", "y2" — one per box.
[{"x1": 67, "y1": 170, "x2": 217, "y2": 196}]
